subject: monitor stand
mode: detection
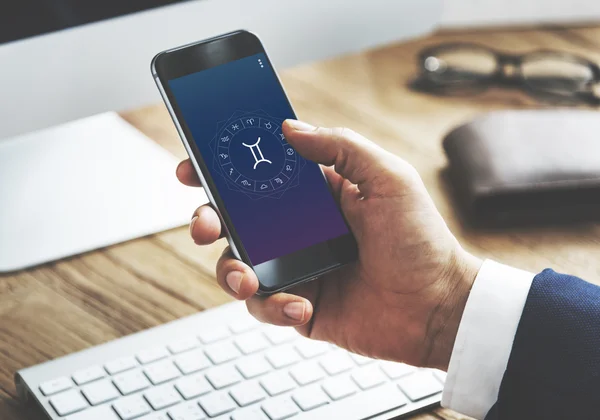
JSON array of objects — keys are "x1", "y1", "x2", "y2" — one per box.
[{"x1": 0, "y1": 112, "x2": 206, "y2": 273}]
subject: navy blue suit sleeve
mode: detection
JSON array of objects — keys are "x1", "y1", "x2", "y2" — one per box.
[{"x1": 485, "y1": 269, "x2": 600, "y2": 419}]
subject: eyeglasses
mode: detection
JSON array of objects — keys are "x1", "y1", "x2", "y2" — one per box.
[{"x1": 411, "y1": 43, "x2": 600, "y2": 105}]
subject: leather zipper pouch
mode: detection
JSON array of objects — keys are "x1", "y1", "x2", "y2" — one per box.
[{"x1": 443, "y1": 110, "x2": 600, "y2": 227}]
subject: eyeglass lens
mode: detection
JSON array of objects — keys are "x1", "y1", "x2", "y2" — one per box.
[
  {"x1": 424, "y1": 47, "x2": 496, "y2": 84},
  {"x1": 521, "y1": 55, "x2": 594, "y2": 95},
  {"x1": 423, "y1": 46, "x2": 595, "y2": 96}
]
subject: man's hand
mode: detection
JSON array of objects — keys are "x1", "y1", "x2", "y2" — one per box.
[{"x1": 176, "y1": 120, "x2": 482, "y2": 371}]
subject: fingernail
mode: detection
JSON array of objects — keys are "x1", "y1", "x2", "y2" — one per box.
[
  {"x1": 286, "y1": 119, "x2": 316, "y2": 132},
  {"x1": 283, "y1": 301, "x2": 305, "y2": 322},
  {"x1": 226, "y1": 271, "x2": 244, "y2": 294},
  {"x1": 189, "y1": 216, "x2": 198, "y2": 237}
]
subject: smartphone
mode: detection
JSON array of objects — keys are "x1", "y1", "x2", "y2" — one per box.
[{"x1": 151, "y1": 30, "x2": 357, "y2": 295}]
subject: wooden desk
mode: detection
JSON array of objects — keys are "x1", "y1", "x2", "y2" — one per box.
[{"x1": 2, "y1": 25, "x2": 600, "y2": 420}]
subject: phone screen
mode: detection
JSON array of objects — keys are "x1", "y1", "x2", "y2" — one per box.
[{"x1": 167, "y1": 52, "x2": 349, "y2": 267}]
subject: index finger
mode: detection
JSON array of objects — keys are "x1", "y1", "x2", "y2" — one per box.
[
  {"x1": 282, "y1": 121, "x2": 387, "y2": 197},
  {"x1": 176, "y1": 159, "x2": 202, "y2": 187}
]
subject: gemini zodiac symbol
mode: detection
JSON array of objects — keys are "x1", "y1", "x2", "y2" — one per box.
[{"x1": 242, "y1": 137, "x2": 272, "y2": 169}]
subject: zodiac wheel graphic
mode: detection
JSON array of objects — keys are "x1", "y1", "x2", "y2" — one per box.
[{"x1": 210, "y1": 110, "x2": 306, "y2": 199}]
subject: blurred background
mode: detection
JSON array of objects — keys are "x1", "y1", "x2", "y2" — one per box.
[{"x1": 442, "y1": 0, "x2": 600, "y2": 26}]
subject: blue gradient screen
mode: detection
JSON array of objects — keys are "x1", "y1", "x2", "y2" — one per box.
[{"x1": 169, "y1": 53, "x2": 349, "y2": 266}]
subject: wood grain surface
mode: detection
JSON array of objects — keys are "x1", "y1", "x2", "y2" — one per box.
[{"x1": 2, "y1": 25, "x2": 600, "y2": 420}]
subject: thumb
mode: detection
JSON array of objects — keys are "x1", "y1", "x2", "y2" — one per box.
[{"x1": 282, "y1": 120, "x2": 389, "y2": 197}]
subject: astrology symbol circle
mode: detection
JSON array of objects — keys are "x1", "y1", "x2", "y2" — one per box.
[{"x1": 210, "y1": 110, "x2": 305, "y2": 199}]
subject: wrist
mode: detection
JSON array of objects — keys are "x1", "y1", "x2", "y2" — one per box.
[{"x1": 424, "y1": 248, "x2": 482, "y2": 370}]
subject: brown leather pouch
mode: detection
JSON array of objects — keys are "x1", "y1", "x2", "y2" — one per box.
[{"x1": 443, "y1": 110, "x2": 600, "y2": 227}]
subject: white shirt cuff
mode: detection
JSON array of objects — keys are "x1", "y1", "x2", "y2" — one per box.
[{"x1": 441, "y1": 260, "x2": 535, "y2": 419}]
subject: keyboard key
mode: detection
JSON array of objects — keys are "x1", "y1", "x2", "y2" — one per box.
[
  {"x1": 229, "y1": 381, "x2": 267, "y2": 406},
  {"x1": 81, "y1": 379, "x2": 120, "y2": 405},
  {"x1": 260, "y1": 372, "x2": 296, "y2": 396},
  {"x1": 318, "y1": 351, "x2": 355, "y2": 375},
  {"x1": 292, "y1": 385, "x2": 330, "y2": 411},
  {"x1": 198, "y1": 391, "x2": 237, "y2": 417},
  {"x1": 144, "y1": 384, "x2": 182, "y2": 410},
  {"x1": 234, "y1": 332, "x2": 270, "y2": 355},
  {"x1": 321, "y1": 375, "x2": 358, "y2": 401},
  {"x1": 263, "y1": 326, "x2": 297, "y2": 345},
  {"x1": 40, "y1": 376, "x2": 73, "y2": 396},
  {"x1": 351, "y1": 365, "x2": 387, "y2": 390},
  {"x1": 168, "y1": 337, "x2": 200, "y2": 355},
  {"x1": 261, "y1": 396, "x2": 299, "y2": 420},
  {"x1": 66, "y1": 405, "x2": 120, "y2": 420},
  {"x1": 144, "y1": 360, "x2": 181, "y2": 385},
  {"x1": 113, "y1": 370, "x2": 151, "y2": 395},
  {"x1": 72, "y1": 366, "x2": 106, "y2": 385},
  {"x1": 175, "y1": 373, "x2": 213, "y2": 400},
  {"x1": 231, "y1": 406, "x2": 269, "y2": 420},
  {"x1": 204, "y1": 341, "x2": 242, "y2": 365},
  {"x1": 174, "y1": 349, "x2": 212, "y2": 375},
  {"x1": 294, "y1": 340, "x2": 329, "y2": 359},
  {"x1": 265, "y1": 345, "x2": 300, "y2": 369},
  {"x1": 289, "y1": 362, "x2": 325, "y2": 386},
  {"x1": 236, "y1": 355, "x2": 272, "y2": 379},
  {"x1": 137, "y1": 347, "x2": 170, "y2": 365},
  {"x1": 379, "y1": 361, "x2": 416, "y2": 380},
  {"x1": 205, "y1": 365, "x2": 243, "y2": 389},
  {"x1": 105, "y1": 357, "x2": 138, "y2": 375},
  {"x1": 49, "y1": 389, "x2": 88, "y2": 416},
  {"x1": 397, "y1": 371, "x2": 443, "y2": 401},
  {"x1": 296, "y1": 383, "x2": 407, "y2": 419},
  {"x1": 229, "y1": 317, "x2": 261, "y2": 334},
  {"x1": 168, "y1": 402, "x2": 207, "y2": 420},
  {"x1": 139, "y1": 413, "x2": 170, "y2": 420},
  {"x1": 113, "y1": 395, "x2": 152, "y2": 420},
  {"x1": 349, "y1": 353, "x2": 375, "y2": 366},
  {"x1": 198, "y1": 326, "x2": 230, "y2": 344}
]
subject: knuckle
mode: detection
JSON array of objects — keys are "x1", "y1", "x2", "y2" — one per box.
[
  {"x1": 330, "y1": 128, "x2": 357, "y2": 173},
  {"x1": 314, "y1": 126, "x2": 332, "y2": 139},
  {"x1": 340, "y1": 127, "x2": 357, "y2": 139},
  {"x1": 193, "y1": 203, "x2": 210, "y2": 217},
  {"x1": 216, "y1": 250, "x2": 233, "y2": 269},
  {"x1": 398, "y1": 161, "x2": 422, "y2": 185},
  {"x1": 245, "y1": 301, "x2": 258, "y2": 317},
  {"x1": 246, "y1": 299, "x2": 267, "y2": 321},
  {"x1": 330, "y1": 126, "x2": 355, "y2": 142},
  {"x1": 335, "y1": 144, "x2": 351, "y2": 176}
]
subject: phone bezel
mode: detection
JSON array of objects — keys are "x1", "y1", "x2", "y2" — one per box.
[{"x1": 151, "y1": 30, "x2": 357, "y2": 295}]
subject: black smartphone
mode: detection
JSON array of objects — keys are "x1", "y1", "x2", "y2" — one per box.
[{"x1": 151, "y1": 30, "x2": 357, "y2": 295}]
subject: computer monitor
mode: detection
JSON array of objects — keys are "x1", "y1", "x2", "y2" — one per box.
[{"x1": 0, "y1": 0, "x2": 441, "y2": 272}]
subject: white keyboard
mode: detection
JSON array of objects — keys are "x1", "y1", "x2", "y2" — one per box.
[{"x1": 16, "y1": 302, "x2": 445, "y2": 420}]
